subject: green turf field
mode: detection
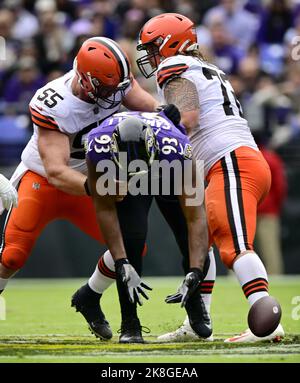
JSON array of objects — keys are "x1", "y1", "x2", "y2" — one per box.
[{"x1": 0, "y1": 276, "x2": 299, "y2": 363}]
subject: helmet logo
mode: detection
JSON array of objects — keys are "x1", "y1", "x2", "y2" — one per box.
[
  {"x1": 110, "y1": 132, "x2": 119, "y2": 160},
  {"x1": 145, "y1": 127, "x2": 157, "y2": 165}
]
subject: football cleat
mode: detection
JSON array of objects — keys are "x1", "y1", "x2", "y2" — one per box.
[
  {"x1": 185, "y1": 293, "x2": 213, "y2": 339},
  {"x1": 71, "y1": 284, "x2": 113, "y2": 340},
  {"x1": 224, "y1": 323, "x2": 284, "y2": 343},
  {"x1": 118, "y1": 318, "x2": 148, "y2": 344},
  {"x1": 157, "y1": 316, "x2": 214, "y2": 342}
]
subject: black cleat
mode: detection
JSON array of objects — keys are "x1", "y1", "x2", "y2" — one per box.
[
  {"x1": 185, "y1": 293, "x2": 212, "y2": 339},
  {"x1": 71, "y1": 284, "x2": 113, "y2": 341},
  {"x1": 118, "y1": 318, "x2": 146, "y2": 344}
]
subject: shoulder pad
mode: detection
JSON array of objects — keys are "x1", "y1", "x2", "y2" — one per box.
[{"x1": 157, "y1": 57, "x2": 189, "y2": 89}]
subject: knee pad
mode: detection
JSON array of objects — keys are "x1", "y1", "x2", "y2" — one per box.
[{"x1": 1, "y1": 245, "x2": 29, "y2": 270}]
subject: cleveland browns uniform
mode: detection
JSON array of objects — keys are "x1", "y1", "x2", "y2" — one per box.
[
  {"x1": 0, "y1": 69, "x2": 128, "y2": 270},
  {"x1": 157, "y1": 54, "x2": 271, "y2": 271}
]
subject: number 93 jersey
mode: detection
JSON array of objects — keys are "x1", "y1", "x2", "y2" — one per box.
[
  {"x1": 21, "y1": 70, "x2": 126, "y2": 177},
  {"x1": 156, "y1": 55, "x2": 258, "y2": 176},
  {"x1": 87, "y1": 111, "x2": 193, "y2": 166}
]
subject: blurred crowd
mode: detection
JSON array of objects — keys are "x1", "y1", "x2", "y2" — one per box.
[
  {"x1": 1, "y1": 0, "x2": 300, "y2": 271},
  {"x1": 0, "y1": 0, "x2": 300, "y2": 153}
]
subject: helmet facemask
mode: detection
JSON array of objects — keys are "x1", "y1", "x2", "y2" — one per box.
[
  {"x1": 89, "y1": 75, "x2": 130, "y2": 110},
  {"x1": 74, "y1": 57, "x2": 130, "y2": 109},
  {"x1": 136, "y1": 41, "x2": 162, "y2": 78}
]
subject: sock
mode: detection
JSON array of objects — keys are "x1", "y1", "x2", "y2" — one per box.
[
  {"x1": 233, "y1": 252, "x2": 269, "y2": 306},
  {"x1": 200, "y1": 247, "x2": 216, "y2": 314},
  {"x1": 0, "y1": 277, "x2": 9, "y2": 294},
  {"x1": 88, "y1": 251, "x2": 115, "y2": 294}
]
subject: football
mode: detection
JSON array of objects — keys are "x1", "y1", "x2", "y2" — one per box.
[{"x1": 247, "y1": 296, "x2": 282, "y2": 337}]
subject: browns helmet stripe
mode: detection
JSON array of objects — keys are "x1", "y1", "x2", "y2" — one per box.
[{"x1": 89, "y1": 37, "x2": 130, "y2": 82}]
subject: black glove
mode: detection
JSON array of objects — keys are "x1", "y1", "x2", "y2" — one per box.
[
  {"x1": 165, "y1": 268, "x2": 204, "y2": 307},
  {"x1": 115, "y1": 258, "x2": 152, "y2": 306},
  {"x1": 156, "y1": 104, "x2": 181, "y2": 126}
]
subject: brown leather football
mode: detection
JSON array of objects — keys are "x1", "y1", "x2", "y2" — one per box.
[{"x1": 247, "y1": 296, "x2": 282, "y2": 337}]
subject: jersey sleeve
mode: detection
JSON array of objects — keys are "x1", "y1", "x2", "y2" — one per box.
[
  {"x1": 29, "y1": 104, "x2": 60, "y2": 131},
  {"x1": 29, "y1": 81, "x2": 70, "y2": 133},
  {"x1": 156, "y1": 57, "x2": 189, "y2": 89},
  {"x1": 86, "y1": 125, "x2": 114, "y2": 165}
]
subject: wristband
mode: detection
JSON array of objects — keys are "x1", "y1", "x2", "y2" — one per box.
[
  {"x1": 189, "y1": 268, "x2": 204, "y2": 281},
  {"x1": 115, "y1": 258, "x2": 129, "y2": 268}
]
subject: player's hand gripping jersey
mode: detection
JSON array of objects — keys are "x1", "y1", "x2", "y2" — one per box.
[
  {"x1": 87, "y1": 111, "x2": 192, "y2": 167},
  {"x1": 23, "y1": 70, "x2": 130, "y2": 177},
  {"x1": 156, "y1": 55, "x2": 258, "y2": 175}
]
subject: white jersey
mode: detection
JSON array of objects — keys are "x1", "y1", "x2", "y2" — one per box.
[
  {"x1": 156, "y1": 55, "x2": 258, "y2": 176},
  {"x1": 21, "y1": 70, "x2": 128, "y2": 177}
]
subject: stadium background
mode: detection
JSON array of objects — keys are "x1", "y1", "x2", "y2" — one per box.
[{"x1": 0, "y1": 0, "x2": 299, "y2": 277}]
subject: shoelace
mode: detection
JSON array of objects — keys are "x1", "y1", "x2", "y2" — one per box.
[{"x1": 117, "y1": 325, "x2": 151, "y2": 334}]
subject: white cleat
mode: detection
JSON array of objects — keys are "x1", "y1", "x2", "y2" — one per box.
[
  {"x1": 157, "y1": 317, "x2": 214, "y2": 343},
  {"x1": 224, "y1": 324, "x2": 284, "y2": 343}
]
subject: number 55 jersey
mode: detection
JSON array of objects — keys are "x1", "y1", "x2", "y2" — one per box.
[{"x1": 22, "y1": 70, "x2": 125, "y2": 178}]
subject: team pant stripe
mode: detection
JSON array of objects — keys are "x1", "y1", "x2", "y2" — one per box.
[
  {"x1": 221, "y1": 157, "x2": 240, "y2": 254},
  {"x1": 222, "y1": 151, "x2": 250, "y2": 255},
  {"x1": 230, "y1": 151, "x2": 250, "y2": 250},
  {"x1": 98, "y1": 257, "x2": 116, "y2": 279}
]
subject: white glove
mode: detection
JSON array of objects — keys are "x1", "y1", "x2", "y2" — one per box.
[
  {"x1": 0, "y1": 174, "x2": 18, "y2": 210},
  {"x1": 115, "y1": 259, "x2": 152, "y2": 306}
]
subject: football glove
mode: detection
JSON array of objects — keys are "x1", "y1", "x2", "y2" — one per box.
[
  {"x1": 165, "y1": 268, "x2": 204, "y2": 307},
  {"x1": 115, "y1": 258, "x2": 152, "y2": 306},
  {"x1": 156, "y1": 104, "x2": 181, "y2": 126},
  {"x1": 0, "y1": 174, "x2": 18, "y2": 211}
]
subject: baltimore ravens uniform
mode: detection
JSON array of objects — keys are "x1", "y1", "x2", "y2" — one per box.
[{"x1": 87, "y1": 110, "x2": 192, "y2": 166}]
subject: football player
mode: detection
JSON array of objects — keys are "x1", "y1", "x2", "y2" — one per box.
[
  {"x1": 80, "y1": 110, "x2": 211, "y2": 343},
  {"x1": 136, "y1": 13, "x2": 284, "y2": 343},
  {"x1": 0, "y1": 37, "x2": 159, "y2": 298},
  {"x1": 0, "y1": 174, "x2": 18, "y2": 212},
  {"x1": 0, "y1": 36, "x2": 214, "y2": 342}
]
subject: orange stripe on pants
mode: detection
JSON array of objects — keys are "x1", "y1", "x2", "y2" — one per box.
[{"x1": 205, "y1": 146, "x2": 271, "y2": 268}]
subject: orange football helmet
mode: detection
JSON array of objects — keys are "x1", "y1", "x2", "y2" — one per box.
[
  {"x1": 137, "y1": 13, "x2": 198, "y2": 78},
  {"x1": 74, "y1": 37, "x2": 131, "y2": 108}
]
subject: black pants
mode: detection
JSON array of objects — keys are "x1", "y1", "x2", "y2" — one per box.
[
  {"x1": 116, "y1": 192, "x2": 190, "y2": 321},
  {"x1": 117, "y1": 193, "x2": 190, "y2": 276},
  {"x1": 117, "y1": 193, "x2": 153, "y2": 276}
]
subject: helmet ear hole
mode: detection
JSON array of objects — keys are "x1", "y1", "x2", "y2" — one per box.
[{"x1": 169, "y1": 41, "x2": 179, "y2": 49}]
